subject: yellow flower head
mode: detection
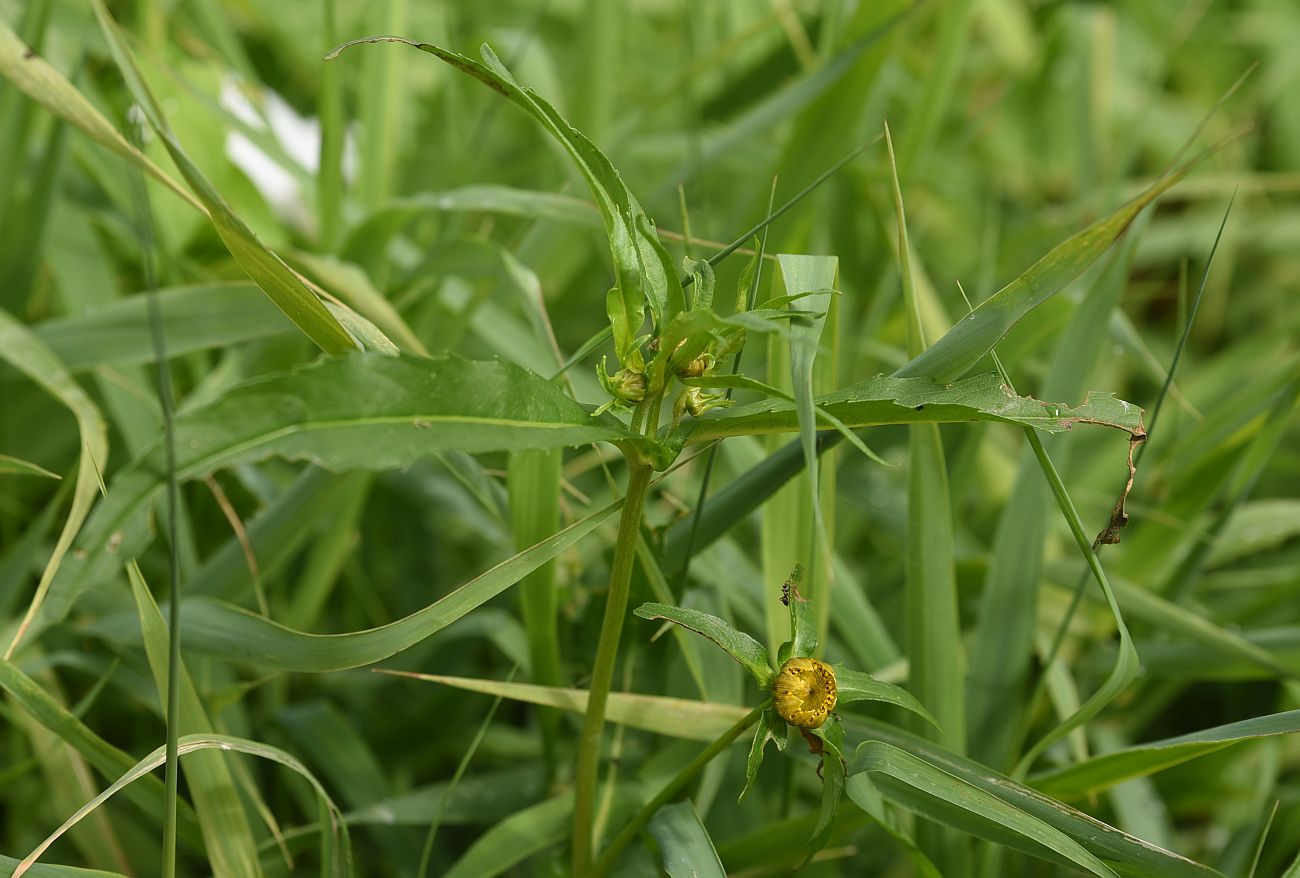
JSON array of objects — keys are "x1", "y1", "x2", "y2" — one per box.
[{"x1": 772, "y1": 657, "x2": 837, "y2": 729}]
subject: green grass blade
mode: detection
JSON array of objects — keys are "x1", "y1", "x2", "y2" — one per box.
[
  {"x1": 508, "y1": 449, "x2": 564, "y2": 763},
  {"x1": 0, "y1": 311, "x2": 108, "y2": 660},
  {"x1": 648, "y1": 802, "x2": 726, "y2": 878},
  {"x1": 0, "y1": 19, "x2": 199, "y2": 210},
  {"x1": 894, "y1": 161, "x2": 1196, "y2": 383},
  {"x1": 850, "y1": 742, "x2": 1120, "y2": 878},
  {"x1": 143, "y1": 499, "x2": 620, "y2": 671},
  {"x1": 376, "y1": 672, "x2": 751, "y2": 742},
  {"x1": 42, "y1": 354, "x2": 634, "y2": 624},
  {"x1": 1031, "y1": 708, "x2": 1300, "y2": 800},
  {"x1": 10, "y1": 733, "x2": 350, "y2": 878},
  {"x1": 87, "y1": 0, "x2": 359, "y2": 356}
]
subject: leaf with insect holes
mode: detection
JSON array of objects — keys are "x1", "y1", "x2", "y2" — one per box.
[{"x1": 634, "y1": 603, "x2": 775, "y2": 688}]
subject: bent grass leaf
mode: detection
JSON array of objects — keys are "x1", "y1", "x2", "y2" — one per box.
[
  {"x1": 1031, "y1": 708, "x2": 1300, "y2": 800},
  {"x1": 137, "y1": 499, "x2": 620, "y2": 672},
  {"x1": 682, "y1": 373, "x2": 1145, "y2": 445},
  {"x1": 849, "y1": 742, "x2": 1120, "y2": 878},
  {"x1": 0, "y1": 19, "x2": 197, "y2": 210},
  {"x1": 330, "y1": 37, "x2": 684, "y2": 360},
  {"x1": 42, "y1": 354, "x2": 634, "y2": 624},
  {"x1": 0, "y1": 311, "x2": 108, "y2": 660},
  {"x1": 10, "y1": 734, "x2": 350, "y2": 878},
  {"x1": 0, "y1": 659, "x2": 203, "y2": 849},
  {"x1": 87, "y1": 0, "x2": 359, "y2": 356},
  {"x1": 841, "y1": 716, "x2": 1225, "y2": 878},
  {"x1": 126, "y1": 566, "x2": 264, "y2": 878},
  {"x1": 633, "y1": 602, "x2": 774, "y2": 687},
  {"x1": 834, "y1": 666, "x2": 938, "y2": 728}
]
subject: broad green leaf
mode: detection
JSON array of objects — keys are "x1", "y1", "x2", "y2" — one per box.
[
  {"x1": 1031, "y1": 709, "x2": 1300, "y2": 800},
  {"x1": 634, "y1": 602, "x2": 775, "y2": 687},
  {"x1": 10, "y1": 733, "x2": 350, "y2": 878},
  {"x1": 835, "y1": 666, "x2": 938, "y2": 727},
  {"x1": 377, "y1": 672, "x2": 751, "y2": 742},
  {"x1": 680, "y1": 373, "x2": 1146, "y2": 445},
  {"x1": 649, "y1": 802, "x2": 726, "y2": 878},
  {"x1": 849, "y1": 741, "x2": 1120, "y2": 878},
  {"x1": 41, "y1": 354, "x2": 633, "y2": 624},
  {"x1": 0, "y1": 310, "x2": 107, "y2": 660},
  {"x1": 87, "y1": 0, "x2": 359, "y2": 356},
  {"x1": 0, "y1": 455, "x2": 59, "y2": 479},
  {"x1": 115, "y1": 499, "x2": 620, "y2": 672},
  {"x1": 0, "y1": 857, "x2": 125, "y2": 877},
  {"x1": 330, "y1": 38, "x2": 684, "y2": 363}
]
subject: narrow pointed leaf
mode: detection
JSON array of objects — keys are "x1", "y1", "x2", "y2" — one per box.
[{"x1": 634, "y1": 602, "x2": 774, "y2": 687}]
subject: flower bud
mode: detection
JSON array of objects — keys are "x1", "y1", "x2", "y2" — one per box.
[
  {"x1": 772, "y1": 657, "x2": 837, "y2": 729},
  {"x1": 609, "y1": 369, "x2": 646, "y2": 404}
]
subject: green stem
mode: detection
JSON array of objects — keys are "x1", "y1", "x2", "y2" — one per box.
[
  {"x1": 593, "y1": 703, "x2": 765, "y2": 876},
  {"x1": 572, "y1": 459, "x2": 654, "y2": 876}
]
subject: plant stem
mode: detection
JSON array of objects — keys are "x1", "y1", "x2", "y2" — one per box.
[
  {"x1": 571, "y1": 459, "x2": 654, "y2": 876},
  {"x1": 593, "y1": 702, "x2": 765, "y2": 876}
]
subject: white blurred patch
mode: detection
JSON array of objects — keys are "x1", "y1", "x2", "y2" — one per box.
[{"x1": 218, "y1": 77, "x2": 356, "y2": 236}]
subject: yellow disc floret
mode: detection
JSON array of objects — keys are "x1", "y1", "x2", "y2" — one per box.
[{"x1": 772, "y1": 657, "x2": 837, "y2": 729}]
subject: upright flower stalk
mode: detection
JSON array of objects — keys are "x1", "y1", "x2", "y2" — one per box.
[{"x1": 571, "y1": 454, "x2": 653, "y2": 875}]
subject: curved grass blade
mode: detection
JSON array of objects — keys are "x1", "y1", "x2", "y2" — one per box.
[
  {"x1": 139, "y1": 499, "x2": 619, "y2": 671},
  {"x1": 1031, "y1": 709, "x2": 1300, "y2": 800},
  {"x1": 441, "y1": 795, "x2": 573, "y2": 878},
  {"x1": 329, "y1": 37, "x2": 684, "y2": 357},
  {"x1": 87, "y1": 0, "x2": 359, "y2": 356},
  {"x1": 41, "y1": 354, "x2": 634, "y2": 625},
  {"x1": 850, "y1": 742, "x2": 1120, "y2": 878},
  {"x1": 10, "y1": 734, "x2": 351, "y2": 878},
  {"x1": 0, "y1": 455, "x2": 60, "y2": 479},
  {"x1": 0, "y1": 20, "x2": 198, "y2": 210},
  {"x1": 0, "y1": 311, "x2": 108, "y2": 659},
  {"x1": 839, "y1": 715, "x2": 1226, "y2": 878}
]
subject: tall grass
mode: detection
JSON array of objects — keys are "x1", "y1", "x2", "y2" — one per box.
[{"x1": 1, "y1": 2, "x2": 1299, "y2": 877}]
